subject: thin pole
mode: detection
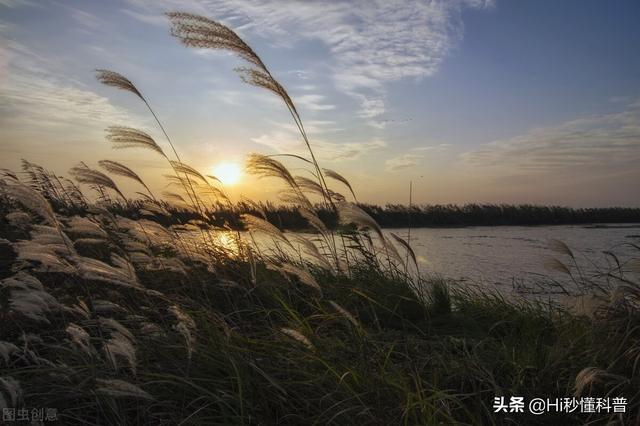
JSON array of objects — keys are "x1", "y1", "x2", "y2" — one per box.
[{"x1": 405, "y1": 180, "x2": 412, "y2": 269}]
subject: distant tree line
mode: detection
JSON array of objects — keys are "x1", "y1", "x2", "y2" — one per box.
[
  {"x1": 356, "y1": 203, "x2": 640, "y2": 228},
  {"x1": 8, "y1": 161, "x2": 639, "y2": 231},
  {"x1": 13, "y1": 159, "x2": 639, "y2": 231},
  {"x1": 103, "y1": 202, "x2": 640, "y2": 231}
]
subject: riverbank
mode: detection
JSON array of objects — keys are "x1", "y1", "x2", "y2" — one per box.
[
  {"x1": 1, "y1": 194, "x2": 638, "y2": 424},
  {"x1": 41, "y1": 198, "x2": 640, "y2": 232},
  {"x1": 1, "y1": 11, "x2": 637, "y2": 422}
]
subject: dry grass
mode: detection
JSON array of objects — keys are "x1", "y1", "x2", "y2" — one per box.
[{"x1": 0, "y1": 10, "x2": 638, "y2": 426}]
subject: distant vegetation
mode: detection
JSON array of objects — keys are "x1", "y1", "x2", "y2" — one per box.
[
  {"x1": 1, "y1": 11, "x2": 638, "y2": 426},
  {"x1": 358, "y1": 203, "x2": 640, "y2": 228},
  {"x1": 225, "y1": 202, "x2": 640, "y2": 230},
  {"x1": 11, "y1": 163, "x2": 640, "y2": 231}
]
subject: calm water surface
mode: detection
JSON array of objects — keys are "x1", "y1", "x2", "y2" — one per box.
[
  {"x1": 212, "y1": 224, "x2": 640, "y2": 296},
  {"x1": 387, "y1": 224, "x2": 640, "y2": 291}
]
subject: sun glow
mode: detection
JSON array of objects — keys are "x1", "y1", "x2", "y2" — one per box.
[{"x1": 212, "y1": 162, "x2": 242, "y2": 186}]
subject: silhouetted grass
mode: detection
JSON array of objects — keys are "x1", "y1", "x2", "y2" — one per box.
[{"x1": 1, "y1": 11, "x2": 638, "y2": 426}]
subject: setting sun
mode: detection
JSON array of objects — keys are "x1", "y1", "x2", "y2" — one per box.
[{"x1": 212, "y1": 162, "x2": 242, "y2": 186}]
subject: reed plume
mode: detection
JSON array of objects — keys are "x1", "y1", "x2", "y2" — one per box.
[
  {"x1": 298, "y1": 207, "x2": 329, "y2": 237},
  {"x1": 74, "y1": 255, "x2": 141, "y2": 289},
  {"x1": 246, "y1": 153, "x2": 299, "y2": 190},
  {"x1": 290, "y1": 234, "x2": 333, "y2": 272},
  {"x1": 278, "y1": 190, "x2": 314, "y2": 211},
  {"x1": 92, "y1": 300, "x2": 128, "y2": 316},
  {"x1": 66, "y1": 216, "x2": 109, "y2": 239},
  {"x1": 65, "y1": 323, "x2": 93, "y2": 356},
  {"x1": 14, "y1": 240, "x2": 75, "y2": 274},
  {"x1": 169, "y1": 305, "x2": 197, "y2": 359},
  {"x1": 280, "y1": 328, "x2": 314, "y2": 350},
  {"x1": 573, "y1": 367, "x2": 626, "y2": 397},
  {"x1": 166, "y1": 11, "x2": 293, "y2": 115},
  {"x1": 0, "y1": 169, "x2": 19, "y2": 181},
  {"x1": 99, "y1": 160, "x2": 155, "y2": 199},
  {"x1": 162, "y1": 191, "x2": 190, "y2": 208},
  {"x1": 390, "y1": 232, "x2": 418, "y2": 271},
  {"x1": 103, "y1": 331, "x2": 137, "y2": 374},
  {"x1": 95, "y1": 379, "x2": 153, "y2": 401},
  {"x1": 20, "y1": 160, "x2": 68, "y2": 203},
  {"x1": 167, "y1": 12, "x2": 267, "y2": 69},
  {"x1": 96, "y1": 69, "x2": 144, "y2": 100},
  {"x1": 105, "y1": 127, "x2": 166, "y2": 157},
  {"x1": 97, "y1": 72, "x2": 204, "y2": 214},
  {"x1": 1, "y1": 182, "x2": 58, "y2": 227},
  {"x1": 170, "y1": 161, "x2": 208, "y2": 184},
  {"x1": 96, "y1": 70, "x2": 179, "y2": 163},
  {"x1": 548, "y1": 239, "x2": 575, "y2": 259},
  {"x1": 167, "y1": 12, "x2": 333, "y2": 208},
  {"x1": 543, "y1": 257, "x2": 572, "y2": 276},
  {"x1": 337, "y1": 201, "x2": 383, "y2": 240},
  {"x1": 0, "y1": 376, "x2": 21, "y2": 408},
  {"x1": 241, "y1": 213, "x2": 292, "y2": 248},
  {"x1": 295, "y1": 176, "x2": 326, "y2": 198},
  {"x1": 0, "y1": 342, "x2": 19, "y2": 365},
  {"x1": 239, "y1": 196, "x2": 268, "y2": 219},
  {"x1": 70, "y1": 163, "x2": 126, "y2": 202},
  {"x1": 281, "y1": 263, "x2": 321, "y2": 292},
  {"x1": 1, "y1": 273, "x2": 61, "y2": 324},
  {"x1": 324, "y1": 168, "x2": 357, "y2": 202},
  {"x1": 329, "y1": 301, "x2": 359, "y2": 328}
]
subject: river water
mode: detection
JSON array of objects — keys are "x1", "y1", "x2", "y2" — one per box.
[
  {"x1": 209, "y1": 223, "x2": 640, "y2": 297},
  {"x1": 385, "y1": 224, "x2": 640, "y2": 294}
]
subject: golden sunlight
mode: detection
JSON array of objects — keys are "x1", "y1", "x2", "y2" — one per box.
[{"x1": 212, "y1": 162, "x2": 242, "y2": 186}]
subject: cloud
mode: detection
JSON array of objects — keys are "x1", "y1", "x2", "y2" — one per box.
[
  {"x1": 316, "y1": 139, "x2": 386, "y2": 161},
  {"x1": 210, "y1": 87, "x2": 281, "y2": 108},
  {"x1": 123, "y1": 0, "x2": 492, "y2": 125},
  {"x1": 381, "y1": 144, "x2": 448, "y2": 172},
  {"x1": 68, "y1": 7, "x2": 103, "y2": 29},
  {"x1": 121, "y1": 8, "x2": 170, "y2": 27},
  {"x1": 0, "y1": 0, "x2": 34, "y2": 8},
  {"x1": 385, "y1": 153, "x2": 423, "y2": 172},
  {"x1": 461, "y1": 100, "x2": 640, "y2": 174},
  {"x1": 412, "y1": 143, "x2": 451, "y2": 152},
  {"x1": 295, "y1": 94, "x2": 335, "y2": 111},
  {"x1": 250, "y1": 120, "x2": 385, "y2": 161},
  {"x1": 0, "y1": 37, "x2": 140, "y2": 150}
]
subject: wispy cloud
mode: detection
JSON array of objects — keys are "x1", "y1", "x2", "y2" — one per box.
[
  {"x1": 316, "y1": 139, "x2": 386, "y2": 161},
  {"x1": 295, "y1": 94, "x2": 335, "y2": 112},
  {"x1": 385, "y1": 153, "x2": 423, "y2": 172},
  {"x1": 120, "y1": 8, "x2": 170, "y2": 27},
  {"x1": 123, "y1": 0, "x2": 492, "y2": 126},
  {"x1": 461, "y1": 100, "x2": 640, "y2": 174},
  {"x1": 413, "y1": 143, "x2": 452, "y2": 152},
  {"x1": 0, "y1": 0, "x2": 34, "y2": 8},
  {"x1": 251, "y1": 120, "x2": 385, "y2": 161},
  {"x1": 382, "y1": 144, "x2": 450, "y2": 172},
  {"x1": 0, "y1": 37, "x2": 140, "y2": 152},
  {"x1": 67, "y1": 7, "x2": 103, "y2": 29}
]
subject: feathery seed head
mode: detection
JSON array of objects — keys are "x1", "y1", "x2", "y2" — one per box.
[
  {"x1": 280, "y1": 328, "x2": 314, "y2": 350},
  {"x1": 99, "y1": 160, "x2": 149, "y2": 191},
  {"x1": 246, "y1": 154, "x2": 298, "y2": 190},
  {"x1": 95, "y1": 379, "x2": 153, "y2": 400},
  {"x1": 324, "y1": 169, "x2": 357, "y2": 202},
  {"x1": 95, "y1": 69, "x2": 144, "y2": 100},
  {"x1": 106, "y1": 127, "x2": 166, "y2": 157},
  {"x1": 70, "y1": 163, "x2": 126, "y2": 201}
]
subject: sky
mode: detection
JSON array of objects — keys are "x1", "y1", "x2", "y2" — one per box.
[{"x1": 1, "y1": 0, "x2": 639, "y2": 207}]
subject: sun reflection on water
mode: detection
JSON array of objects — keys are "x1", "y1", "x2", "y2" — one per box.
[{"x1": 207, "y1": 230, "x2": 241, "y2": 256}]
